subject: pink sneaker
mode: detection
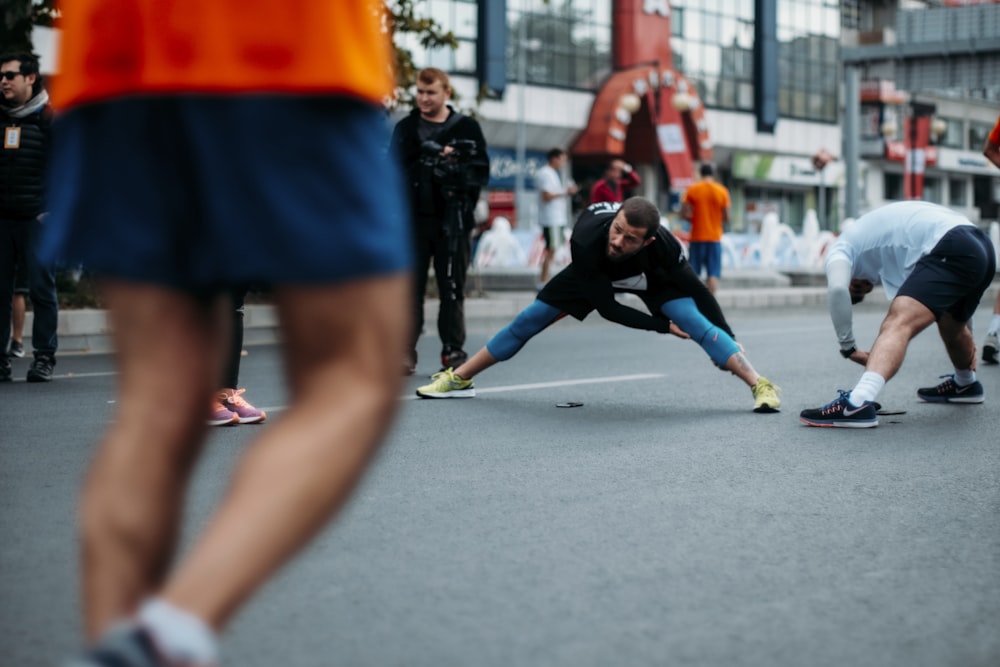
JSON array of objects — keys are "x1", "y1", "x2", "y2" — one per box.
[
  {"x1": 208, "y1": 399, "x2": 239, "y2": 426},
  {"x1": 220, "y1": 388, "x2": 267, "y2": 424}
]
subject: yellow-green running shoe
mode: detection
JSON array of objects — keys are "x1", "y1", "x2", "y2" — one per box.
[
  {"x1": 416, "y1": 368, "x2": 475, "y2": 398},
  {"x1": 751, "y1": 377, "x2": 780, "y2": 412}
]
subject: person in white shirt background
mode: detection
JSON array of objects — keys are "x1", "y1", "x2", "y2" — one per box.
[{"x1": 535, "y1": 147, "x2": 578, "y2": 286}]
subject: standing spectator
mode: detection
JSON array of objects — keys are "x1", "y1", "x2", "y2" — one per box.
[
  {"x1": 680, "y1": 163, "x2": 731, "y2": 294},
  {"x1": 0, "y1": 52, "x2": 59, "y2": 382},
  {"x1": 589, "y1": 158, "x2": 641, "y2": 205},
  {"x1": 45, "y1": 2, "x2": 412, "y2": 664},
  {"x1": 800, "y1": 201, "x2": 995, "y2": 428},
  {"x1": 391, "y1": 67, "x2": 489, "y2": 373},
  {"x1": 979, "y1": 113, "x2": 1000, "y2": 365},
  {"x1": 209, "y1": 288, "x2": 267, "y2": 427},
  {"x1": 8, "y1": 268, "x2": 27, "y2": 357},
  {"x1": 535, "y1": 148, "x2": 578, "y2": 285}
]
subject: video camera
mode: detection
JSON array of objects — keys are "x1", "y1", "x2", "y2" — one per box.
[{"x1": 420, "y1": 138, "x2": 489, "y2": 198}]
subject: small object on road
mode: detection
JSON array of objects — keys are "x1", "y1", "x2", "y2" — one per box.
[
  {"x1": 556, "y1": 402, "x2": 584, "y2": 408},
  {"x1": 872, "y1": 401, "x2": 906, "y2": 416}
]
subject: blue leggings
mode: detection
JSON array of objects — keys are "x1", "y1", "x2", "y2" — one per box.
[
  {"x1": 487, "y1": 300, "x2": 563, "y2": 360},
  {"x1": 486, "y1": 297, "x2": 739, "y2": 367},
  {"x1": 659, "y1": 297, "x2": 739, "y2": 366}
]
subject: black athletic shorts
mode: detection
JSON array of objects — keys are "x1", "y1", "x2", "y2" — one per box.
[{"x1": 896, "y1": 225, "x2": 997, "y2": 321}]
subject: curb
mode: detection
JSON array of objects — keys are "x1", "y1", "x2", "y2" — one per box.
[{"x1": 21, "y1": 282, "x2": 1000, "y2": 355}]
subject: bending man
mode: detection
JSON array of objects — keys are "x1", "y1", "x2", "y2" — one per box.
[
  {"x1": 417, "y1": 198, "x2": 780, "y2": 413},
  {"x1": 800, "y1": 200, "x2": 996, "y2": 428}
]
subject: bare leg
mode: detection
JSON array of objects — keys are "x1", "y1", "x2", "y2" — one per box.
[
  {"x1": 80, "y1": 283, "x2": 229, "y2": 640},
  {"x1": 721, "y1": 350, "x2": 760, "y2": 387},
  {"x1": 864, "y1": 296, "x2": 936, "y2": 381},
  {"x1": 705, "y1": 276, "x2": 719, "y2": 294},
  {"x1": 159, "y1": 274, "x2": 409, "y2": 629},
  {"x1": 938, "y1": 311, "x2": 977, "y2": 371},
  {"x1": 453, "y1": 346, "x2": 498, "y2": 380},
  {"x1": 540, "y1": 249, "x2": 553, "y2": 285},
  {"x1": 11, "y1": 293, "x2": 25, "y2": 344}
]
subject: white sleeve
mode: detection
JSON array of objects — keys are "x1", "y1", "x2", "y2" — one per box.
[{"x1": 826, "y1": 258, "x2": 856, "y2": 352}]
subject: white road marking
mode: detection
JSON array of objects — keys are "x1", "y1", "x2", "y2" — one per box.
[{"x1": 260, "y1": 372, "x2": 667, "y2": 412}]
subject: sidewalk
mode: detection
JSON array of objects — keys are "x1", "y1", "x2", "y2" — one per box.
[{"x1": 22, "y1": 270, "x2": 1000, "y2": 354}]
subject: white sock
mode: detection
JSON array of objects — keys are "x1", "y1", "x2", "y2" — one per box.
[
  {"x1": 989, "y1": 314, "x2": 1000, "y2": 335},
  {"x1": 139, "y1": 598, "x2": 218, "y2": 665},
  {"x1": 848, "y1": 372, "x2": 885, "y2": 406},
  {"x1": 954, "y1": 369, "x2": 976, "y2": 386}
]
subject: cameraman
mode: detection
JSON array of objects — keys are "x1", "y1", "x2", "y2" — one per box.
[{"x1": 391, "y1": 67, "x2": 489, "y2": 373}]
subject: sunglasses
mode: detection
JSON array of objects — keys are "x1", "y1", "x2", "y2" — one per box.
[{"x1": 1, "y1": 71, "x2": 23, "y2": 81}]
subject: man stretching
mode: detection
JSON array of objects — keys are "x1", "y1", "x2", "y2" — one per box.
[
  {"x1": 416, "y1": 197, "x2": 781, "y2": 413},
  {"x1": 800, "y1": 201, "x2": 996, "y2": 428}
]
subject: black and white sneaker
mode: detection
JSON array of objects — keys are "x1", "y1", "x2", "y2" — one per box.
[
  {"x1": 800, "y1": 390, "x2": 878, "y2": 428},
  {"x1": 26, "y1": 355, "x2": 55, "y2": 382},
  {"x1": 67, "y1": 626, "x2": 170, "y2": 667},
  {"x1": 916, "y1": 374, "x2": 984, "y2": 404},
  {"x1": 983, "y1": 332, "x2": 999, "y2": 365},
  {"x1": 1, "y1": 357, "x2": 11, "y2": 382},
  {"x1": 7, "y1": 339, "x2": 24, "y2": 358}
]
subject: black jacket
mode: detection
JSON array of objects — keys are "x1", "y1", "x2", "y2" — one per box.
[
  {"x1": 1, "y1": 96, "x2": 51, "y2": 220},
  {"x1": 390, "y1": 107, "x2": 489, "y2": 232}
]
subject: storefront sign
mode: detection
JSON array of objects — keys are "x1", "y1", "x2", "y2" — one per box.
[{"x1": 486, "y1": 147, "x2": 548, "y2": 190}]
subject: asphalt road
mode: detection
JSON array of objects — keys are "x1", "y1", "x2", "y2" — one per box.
[{"x1": 2, "y1": 304, "x2": 998, "y2": 667}]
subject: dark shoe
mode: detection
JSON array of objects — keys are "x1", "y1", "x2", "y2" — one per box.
[
  {"x1": 916, "y1": 374, "x2": 984, "y2": 404},
  {"x1": 7, "y1": 339, "x2": 24, "y2": 358},
  {"x1": 983, "y1": 332, "x2": 998, "y2": 365},
  {"x1": 799, "y1": 390, "x2": 878, "y2": 428},
  {"x1": 26, "y1": 355, "x2": 55, "y2": 382},
  {"x1": 440, "y1": 348, "x2": 468, "y2": 371},
  {"x1": 404, "y1": 350, "x2": 417, "y2": 376},
  {"x1": 0, "y1": 358, "x2": 11, "y2": 382},
  {"x1": 66, "y1": 625, "x2": 168, "y2": 667}
]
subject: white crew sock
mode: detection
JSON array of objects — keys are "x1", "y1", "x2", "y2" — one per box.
[
  {"x1": 953, "y1": 369, "x2": 976, "y2": 386},
  {"x1": 848, "y1": 371, "x2": 885, "y2": 406},
  {"x1": 988, "y1": 314, "x2": 1000, "y2": 335},
  {"x1": 139, "y1": 598, "x2": 218, "y2": 666}
]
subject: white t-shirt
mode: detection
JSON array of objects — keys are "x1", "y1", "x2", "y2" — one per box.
[
  {"x1": 536, "y1": 164, "x2": 568, "y2": 228},
  {"x1": 825, "y1": 201, "x2": 973, "y2": 299},
  {"x1": 824, "y1": 201, "x2": 974, "y2": 351}
]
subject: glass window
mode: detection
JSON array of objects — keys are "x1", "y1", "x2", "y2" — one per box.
[
  {"x1": 923, "y1": 177, "x2": 942, "y2": 204},
  {"x1": 969, "y1": 122, "x2": 992, "y2": 151},
  {"x1": 884, "y1": 173, "x2": 904, "y2": 201},
  {"x1": 949, "y1": 178, "x2": 968, "y2": 206}
]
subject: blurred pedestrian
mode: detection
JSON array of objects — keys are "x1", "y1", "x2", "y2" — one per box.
[
  {"x1": 1, "y1": 52, "x2": 59, "y2": 382},
  {"x1": 589, "y1": 158, "x2": 641, "y2": 204},
  {"x1": 535, "y1": 147, "x2": 577, "y2": 286},
  {"x1": 47, "y1": 2, "x2": 412, "y2": 665},
  {"x1": 209, "y1": 288, "x2": 266, "y2": 427},
  {"x1": 979, "y1": 113, "x2": 1000, "y2": 365},
  {"x1": 680, "y1": 163, "x2": 731, "y2": 294}
]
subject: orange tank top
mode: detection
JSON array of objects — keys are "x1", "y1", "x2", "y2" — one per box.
[{"x1": 53, "y1": 0, "x2": 394, "y2": 109}]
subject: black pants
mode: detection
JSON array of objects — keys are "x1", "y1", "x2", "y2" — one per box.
[
  {"x1": 412, "y1": 218, "x2": 469, "y2": 356},
  {"x1": 0, "y1": 217, "x2": 59, "y2": 359}
]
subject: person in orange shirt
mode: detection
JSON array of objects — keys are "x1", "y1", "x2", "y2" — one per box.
[
  {"x1": 681, "y1": 163, "x2": 731, "y2": 294},
  {"x1": 47, "y1": 2, "x2": 412, "y2": 665}
]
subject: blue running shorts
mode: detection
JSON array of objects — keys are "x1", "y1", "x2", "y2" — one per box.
[
  {"x1": 42, "y1": 96, "x2": 412, "y2": 291},
  {"x1": 687, "y1": 241, "x2": 722, "y2": 279}
]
